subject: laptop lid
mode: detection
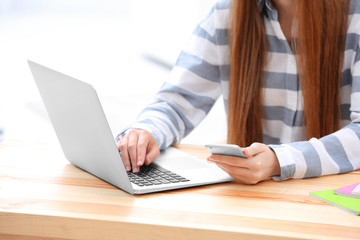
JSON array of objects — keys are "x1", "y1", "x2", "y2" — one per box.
[{"x1": 28, "y1": 60, "x2": 134, "y2": 194}]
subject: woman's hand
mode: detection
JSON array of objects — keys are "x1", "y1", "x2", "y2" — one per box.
[
  {"x1": 117, "y1": 129, "x2": 160, "y2": 173},
  {"x1": 207, "y1": 143, "x2": 280, "y2": 184}
]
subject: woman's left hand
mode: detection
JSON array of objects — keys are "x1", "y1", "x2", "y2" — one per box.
[{"x1": 207, "y1": 143, "x2": 281, "y2": 184}]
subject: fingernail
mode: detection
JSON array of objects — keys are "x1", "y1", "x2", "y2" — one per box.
[
  {"x1": 126, "y1": 166, "x2": 131, "y2": 171},
  {"x1": 133, "y1": 167, "x2": 139, "y2": 172},
  {"x1": 137, "y1": 160, "x2": 142, "y2": 166}
]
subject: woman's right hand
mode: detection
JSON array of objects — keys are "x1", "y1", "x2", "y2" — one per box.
[{"x1": 116, "y1": 129, "x2": 160, "y2": 173}]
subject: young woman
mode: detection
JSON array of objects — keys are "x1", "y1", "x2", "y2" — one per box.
[{"x1": 117, "y1": 0, "x2": 360, "y2": 184}]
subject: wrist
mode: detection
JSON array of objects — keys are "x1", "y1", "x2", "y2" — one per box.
[{"x1": 269, "y1": 146, "x2": 281, "y2": 177}]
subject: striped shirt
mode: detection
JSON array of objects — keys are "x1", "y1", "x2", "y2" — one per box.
[{"x1": 120, "y1": 0, "x2": 360, "y2": 180}]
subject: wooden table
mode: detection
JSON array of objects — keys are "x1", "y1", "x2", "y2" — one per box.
[{"x1": 0, "y1": 140, "x2": 359, "y2": 240}]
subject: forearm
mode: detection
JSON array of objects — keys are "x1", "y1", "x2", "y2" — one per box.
[{"x1": 270, "y1": 122, "x2": 360, "y2": 180}]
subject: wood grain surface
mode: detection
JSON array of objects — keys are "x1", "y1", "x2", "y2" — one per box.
[{"x1": 0, "y1": 140, "x2": 359, "y2": 240}]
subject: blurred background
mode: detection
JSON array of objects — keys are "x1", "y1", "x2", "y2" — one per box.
[{"x1": 0, "y1": 0, "x2": 227, "y2": 145}]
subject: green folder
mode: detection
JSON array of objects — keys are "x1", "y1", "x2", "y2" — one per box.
[{"x1": 310, "y1": 188, "x2": 360, "y2": 215}]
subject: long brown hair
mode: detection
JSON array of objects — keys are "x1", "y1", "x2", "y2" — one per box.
[{"x1": 227, "y1": 0, "x2": 350, "y2": 147}]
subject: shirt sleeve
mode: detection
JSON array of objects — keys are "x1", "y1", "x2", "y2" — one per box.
[
  {"x1": 269, "y1": 43, "x2": 360, "y2": 180},
  {"x1": 116, "y1": 2, "x2": 229, "y2": 150}
]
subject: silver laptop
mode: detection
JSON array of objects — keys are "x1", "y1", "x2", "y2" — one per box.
[{"x1": 28, "y1": 60, "x2": 233, "y2": 194}]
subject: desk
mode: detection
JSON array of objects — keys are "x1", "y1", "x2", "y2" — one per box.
[{"x1": 0, "y1": 140, "x2": 359, "y2": 240}]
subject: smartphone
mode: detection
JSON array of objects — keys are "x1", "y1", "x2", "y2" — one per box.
[{"x1": 205, "y1": 144, "x2": 248, "y2": 158}]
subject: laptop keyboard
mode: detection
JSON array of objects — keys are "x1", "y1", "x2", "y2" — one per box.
[{"x1": 127, "y1": 164, "x2": 190, "y2": 187}]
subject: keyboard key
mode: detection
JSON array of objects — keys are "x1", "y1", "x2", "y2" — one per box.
[
  {"x1": 180, "y1": 179, "x2": 190, "y2": 182},
  {"x1": 151, "y1": 180, "x2": 162, "y2": 185},
  {"x1": 160, "y1": 179, "x2": 171, "y2": 184}
]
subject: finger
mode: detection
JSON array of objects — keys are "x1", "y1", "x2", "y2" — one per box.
[
  {"x1": 117, "y1": 136, "x2": 131, "y2": 172},
  {"x1": 127, "y1": 130, "x2": 139, "y2": 173},
  {"x1": 116, "y1": 137, "x2": 122, "y2": 152},
  {"x1": 144, "y1": 143, "x2": 160, "y2": 165},
  {"x1": 207, "y1": 154, "x2": 250, "y2": 168},
  {"x1": 243, "y1": 142, "x2": 266, "y2": 157},
  {"x1": 136, "y1": 133, "x2": 148, "y2": 167},
  {"x1": 209, "y1": 154, "x2": 264, "y2": 173},
  {"x1": 215, "y1": 162, "x2": 262, "y2": 185}
]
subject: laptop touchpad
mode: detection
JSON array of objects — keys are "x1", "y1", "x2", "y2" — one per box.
[{"x1": 154, "y1": 147, "x2": 211, "y2": 171}]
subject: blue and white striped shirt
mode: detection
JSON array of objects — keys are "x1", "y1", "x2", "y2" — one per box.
[{"x1": 121, "y1": 0, "x2": 360, "y2": 180}]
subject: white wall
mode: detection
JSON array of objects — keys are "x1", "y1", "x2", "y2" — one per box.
[{"x1": 0, "y1": 0, "x2": 226, "y2": 145}]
